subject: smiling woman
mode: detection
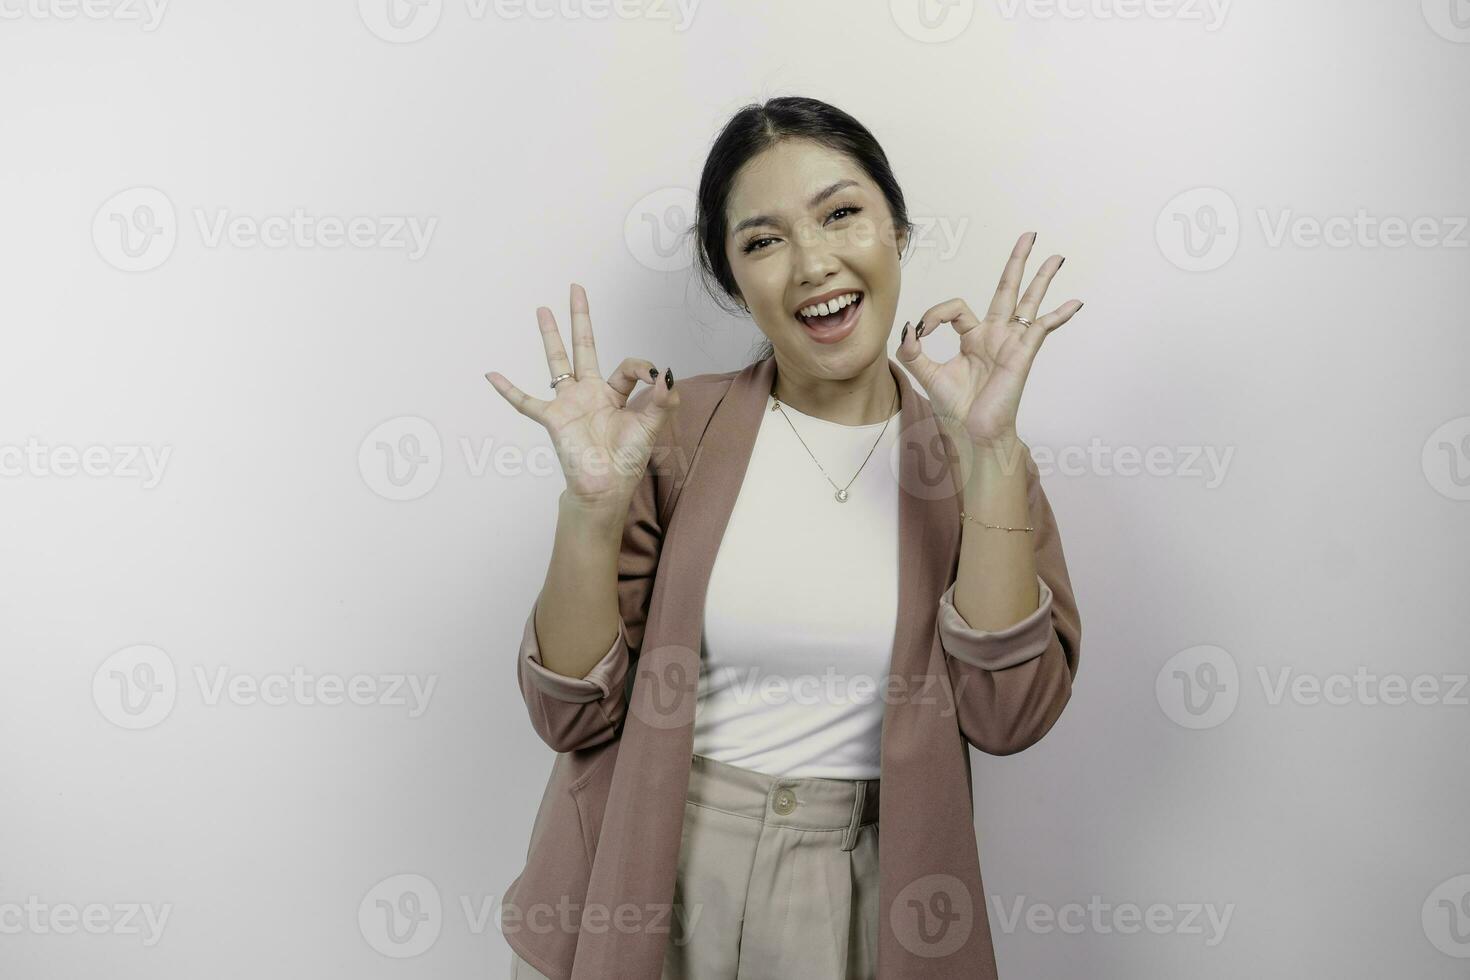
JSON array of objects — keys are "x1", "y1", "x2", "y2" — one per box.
[
  {"x1": 690, "y1": 104, "x2": 918, "y2": 426},
  {"x1": 490, "y1": 95, "x2": 1084, "y2": 980}
]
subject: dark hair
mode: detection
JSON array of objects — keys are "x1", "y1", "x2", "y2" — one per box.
[{"x1": 691, "y1": 97, "x2": 915, "y2": 364}]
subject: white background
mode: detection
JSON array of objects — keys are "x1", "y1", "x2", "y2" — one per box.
[{"x1": 1, "y1": 0, "x2": 1468, "y2": 977}]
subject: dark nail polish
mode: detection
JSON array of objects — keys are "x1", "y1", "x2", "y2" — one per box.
[
  {"x1": 1058, "y1": 256, "x2": 1066, "y2": 268},
  {"x1": 900, "y1": 323, "x2": 909, "y2": 344},
  {"x1": 665, "y1": 367, "x2": 673, "y2": 389},
  {"x1": 915, "y1": 321, "x2": 925, "y2": 339},
  {"x1": 649, "y1": 367, "x2": 658, "y2": 379}
]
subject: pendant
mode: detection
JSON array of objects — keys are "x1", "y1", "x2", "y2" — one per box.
[{"x1": 834, "y1": 488, "x2": 849, "y2": 502}]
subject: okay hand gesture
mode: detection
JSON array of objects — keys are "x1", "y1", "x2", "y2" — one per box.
[{"x1": 897, "y1": 232, "x2": 1083, "y2": 450}]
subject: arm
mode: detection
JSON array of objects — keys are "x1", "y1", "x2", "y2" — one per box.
[
  {"x1": 937, "y1": 440, "x2": 1082, "y2": 756},
  {"x1": 516, "y1": 395, "x2": 664, "y2": 753}
]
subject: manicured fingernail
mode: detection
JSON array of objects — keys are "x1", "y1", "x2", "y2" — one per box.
[
  {"x1": 900, "y1": 322, "x2": 909, "y2": 344},
  {"x1": 665, "y1": 367, "x2": 674, "y2": 389},
  {"x1": 649, "y1": 367, "x2": 658, "y2": 379},
  {"x1": 1058, "y1": 256, "x2": 1066, "y2": 268},
  {"x1": 915, "y1": 321, "x2": 925, "y2": 339}
]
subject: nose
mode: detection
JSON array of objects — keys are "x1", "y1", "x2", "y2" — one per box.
[{"x1": 791, "y1": 227, "x2": 841, "y2": 289}]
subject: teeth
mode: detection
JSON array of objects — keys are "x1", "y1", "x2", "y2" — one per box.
[{"x1": 798, "y1": 292, "x2": 860, "y2": 319}]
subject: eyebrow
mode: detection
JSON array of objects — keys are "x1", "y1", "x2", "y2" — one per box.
[{"x1": 729, "y1": 179, "x2": 862, "y2": 238}]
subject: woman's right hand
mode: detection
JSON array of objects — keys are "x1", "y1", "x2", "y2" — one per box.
[{"x1": 485, "y1": 283, "x2": 679, "y2": 518}]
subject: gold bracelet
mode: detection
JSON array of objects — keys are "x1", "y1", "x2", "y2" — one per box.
[{"x1": 960, "y1": 510, "x2": 1035, "y2": 533}]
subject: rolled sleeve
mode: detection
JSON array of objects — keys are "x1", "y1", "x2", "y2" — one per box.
[
  {"x1": 515, "y1": 598, "x2": 633, "y2": 753},
  {"x1": 518, "y1": 599, "x2": 631, "y2": 703},
  {"x1": 937, "y1": 574, "x2": 1056, "y2": 671}
]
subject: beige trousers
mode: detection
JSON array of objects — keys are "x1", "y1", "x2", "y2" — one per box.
[{"x1": 510, "y1": 752, "x2": 881, "y2": 979}]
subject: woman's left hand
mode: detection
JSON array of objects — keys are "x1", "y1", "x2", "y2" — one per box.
[{"x1": 897, "y1": 231, "x2": 1084, "y2": 451}]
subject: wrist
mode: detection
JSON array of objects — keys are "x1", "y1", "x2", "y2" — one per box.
[
  {"x1": 967, "y1": 435, "x2": 1027, "y2": 476},
  {"x1": 559, "y1": 490, "x2": 630, "y2": 539}
]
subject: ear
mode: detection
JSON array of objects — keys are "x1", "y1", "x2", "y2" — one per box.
[{"x1": 895, "y1": 222, "x2": 910, "y2": 257}]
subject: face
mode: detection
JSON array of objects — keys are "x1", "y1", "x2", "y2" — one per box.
[{"x1": 724, "y1": 139, "x2": 907, "y2": 381}]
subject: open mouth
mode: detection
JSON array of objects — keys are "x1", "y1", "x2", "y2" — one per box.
[{"x1": 795, "y1": 291, "x2": 864, "y2": 343}]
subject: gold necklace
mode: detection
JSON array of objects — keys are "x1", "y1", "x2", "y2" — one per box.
[{"x1": 769, "y1": 383, "x2": 898, "y2": 503}]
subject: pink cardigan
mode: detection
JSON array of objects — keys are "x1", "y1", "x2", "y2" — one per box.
[{"x1": 501, "y1": 353, "x2": 1082, "y2": 979}]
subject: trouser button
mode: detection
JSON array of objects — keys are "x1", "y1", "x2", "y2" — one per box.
[{"x1": 772, "y1": 788, "x2": 796, "y2": 814}]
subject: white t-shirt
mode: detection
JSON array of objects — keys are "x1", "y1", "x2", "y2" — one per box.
[{"x1": 692, "y1": 391, "x2": 901, "y2": 780}]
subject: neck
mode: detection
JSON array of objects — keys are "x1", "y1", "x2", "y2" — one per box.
[{"x1": 769, "y1": 355, "x2": 899, "y2": 426}]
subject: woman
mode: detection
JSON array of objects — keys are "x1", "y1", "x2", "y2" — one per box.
[{"x1": 486, "y1": 97, "x2": 1084, "y2": 980}]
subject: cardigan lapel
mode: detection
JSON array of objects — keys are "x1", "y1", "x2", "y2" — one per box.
[
  {"x1": 570, "y1": 352, "x2": 992, "y2": 979},
  {"x1": 567, "y1": 355, "x2": 778, "y2": 977}
]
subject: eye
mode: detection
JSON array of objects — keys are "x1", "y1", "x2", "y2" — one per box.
[
  {"x1": 742, "y1": 235, "x2": 776, "y2": 255},
  {"x1": 739, "y1": 205, "x2": 865, "y2": 255}
]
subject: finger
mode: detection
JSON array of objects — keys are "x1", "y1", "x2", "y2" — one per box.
[
  {"x1": 1032, "y1": 299, "x2": 1085, "y2": 340},
  {"x1": 1015, "y1": 254, "x2": 1064, "y2": 322},
  {"x1": 569, "y1": 282, "x2": 602, "y2": 380},
  {"x1": 1007, "y1": 300, "x2": 1083, "y2": 369},
  {"x1": 912, "y1": 297, "x2": 983, "y2": 340},
  {"x1": 895, "y1": 320, "x2": 945, "y2": 391},
  {"x1": 537, "y1": 306, "x2": 574, "y2": 382},
  {"x1": 986, "y1": 231, "x2": 1036, "y2": 318},
  {"x1": 484, "y1": 371, "x2": 547, "y2": 425},
  {"x1": 626, "y1": 363, "x2": 680, "y2": 439},
  {"x1": 606, "y1": 357, "x2": 660, "y2": 405}
]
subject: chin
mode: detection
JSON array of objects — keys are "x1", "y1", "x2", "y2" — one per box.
[{"x1": 792, "y1": 328, "x2": 887, "y2": 373}]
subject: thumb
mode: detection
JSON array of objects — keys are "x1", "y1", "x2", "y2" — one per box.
[
  {"x1": 628, "y1": 366, "x2": 680, "y2": 438},
  {"x1": 896, "y1": 323, "x2": 942, "y2": 393}
]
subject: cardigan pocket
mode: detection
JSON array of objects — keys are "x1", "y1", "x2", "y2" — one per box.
[{"x1": 569, "y1": 738, "x2": 621, "y2": 867}]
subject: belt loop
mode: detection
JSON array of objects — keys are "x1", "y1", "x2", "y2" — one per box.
[{"x1": 840, "y1": 780, "x2": 866, "y2": 851}]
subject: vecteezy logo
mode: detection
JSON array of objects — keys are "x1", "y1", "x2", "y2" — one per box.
[
  {"x1": 627, "y1": 645, "x2": 701, "y2": 731},
  {"x1": 624, "y1": 187, "x2": 696, "y2": 272},
  {"x1": 1423, "y1": 874, "x2": 1470, "y2": 957},
  {"x1": 891, "y1": 874, "x2": 973, "y2": 958},
  {"x1": 1422, "y1": 0, "x2": 1470, "y2": 42},
  {"x1": 890, "y1": 0, "x2": 975, "y2": 43},
  {"x1": 93, "y1": 644, "x2": 178, "y2": 730},
  {"x1": 1155, "y1": 644, "x2": 1239, "y2": 729},
  {"x1": 93, "y1": 187, "x2": 177, "y2": 272},
  {"x1": 359, "y1": 416, "x2": 443, "y2": 501},
  {"x1": 1156, "y1": 187, "x2": 1239, "y2": 272},
  {"x1": 358, "y1": 0, "x2": 443, "y2": 42},
  {"x1": 359, "y1": 873, "x2": 442, "y2": 957},
  {"x1": 891, "y1": 415, "x2": 972, "y2": 503},
  {"x1": 1421, "y1": 416, "x2": 1470, "y2": 501}
]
